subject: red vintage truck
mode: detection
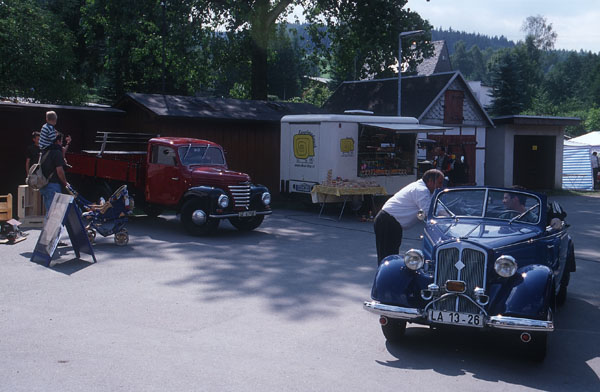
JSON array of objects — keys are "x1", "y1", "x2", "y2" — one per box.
[{"x1": 66, "y1": 135, "x2": 272, "y2": 235}]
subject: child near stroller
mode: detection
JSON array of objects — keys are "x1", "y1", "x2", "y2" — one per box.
[{"x1": 70, "y1": 184, "x2": 133, "y2": 245}]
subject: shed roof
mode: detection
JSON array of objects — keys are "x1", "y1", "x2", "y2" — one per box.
[
  {"x1": 492, "y1": 115, "x2": 581, "y2": 127},
  {"x1": 114, "y1": 93, "x2": 324, "y2": 122}
]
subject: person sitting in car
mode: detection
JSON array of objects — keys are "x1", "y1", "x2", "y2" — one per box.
[{"x1": 502, "y1": 192, "x2": 537, "y2": 222}]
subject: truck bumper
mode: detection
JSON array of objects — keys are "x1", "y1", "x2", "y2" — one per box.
[{"x1": 209, "y1": 210, "x2": 273, "y2": 219}]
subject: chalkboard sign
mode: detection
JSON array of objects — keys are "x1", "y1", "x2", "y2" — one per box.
[{"x1": 31, "y1": 193, "x2": 96, "y2": 266}]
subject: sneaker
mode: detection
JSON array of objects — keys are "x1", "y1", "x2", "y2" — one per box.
[{"x1": 57, "y1": 241, "x2": 69, "y2": 247}]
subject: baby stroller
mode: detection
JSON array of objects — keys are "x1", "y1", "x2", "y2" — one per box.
[{"x1": 70, "y1": 184, "x2": 133, "y2": 246}]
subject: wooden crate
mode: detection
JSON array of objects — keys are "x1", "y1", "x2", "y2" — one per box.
[
  {"x1": 0, "y1": 194, "x2": 12, "y2": 221},
  {"x1": 17, "y1": 185, "x2": 44, "y2": 228}
]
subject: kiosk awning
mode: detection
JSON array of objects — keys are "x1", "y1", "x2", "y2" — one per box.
[{"x1": 360, "y1": 123, "x2": 451, "y2": 132}]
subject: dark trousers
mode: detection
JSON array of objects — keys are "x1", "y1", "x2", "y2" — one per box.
[
  {"x1": 594, "y1": 168, "x2": 599, "y2": 189},
  {"x1": 374, "y1": 210, "x2": 403, "y2": 265}
]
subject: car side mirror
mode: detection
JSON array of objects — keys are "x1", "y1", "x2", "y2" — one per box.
[{"x1": 417, "y1": 209, "x2": 425, "y2": 221}]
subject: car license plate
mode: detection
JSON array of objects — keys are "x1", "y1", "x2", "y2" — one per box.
[
  {"x1": 238, "y1": 210, "x2": 256, "y2": 218},
  {"x1": 429, "y1": 310, "x2": 483, "y2": 328}
]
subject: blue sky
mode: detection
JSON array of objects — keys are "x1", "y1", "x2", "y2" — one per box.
[{"x1": 406, "y1": 0, "x2": 600, "y2": 52}]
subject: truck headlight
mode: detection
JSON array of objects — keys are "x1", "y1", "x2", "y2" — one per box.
[
  {"x1": 218, "y1": 194, "x2": 229, "y2": 208},
  {"x1": 261, "y1": 192, "x2": 271, "y2": 206},
  {"x1": 494, "y1": 255, "x2": 517, "y2": 277},
  {"x1": 404, "y1": 249, "x2": 424, "y2": 271}
]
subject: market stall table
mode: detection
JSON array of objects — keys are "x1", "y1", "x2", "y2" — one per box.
[{"x1": 311, "y1": 184, "x2": 387, "y2": 220}]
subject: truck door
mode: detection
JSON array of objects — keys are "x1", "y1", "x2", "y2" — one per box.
[{"x1": 146, "y1": 144, "x2": 185, "y2": 206}]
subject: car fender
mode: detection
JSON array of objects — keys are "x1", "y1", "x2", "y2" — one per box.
[
  {"x1": 488, "y1": 264, "x2": 553, "y2": 319},
  {"x1": 371, "y1": 255, "x2": 432, "y2": 308},
  {"x1": 178, "y1": 186, "x2": 225, "y2": 212}
]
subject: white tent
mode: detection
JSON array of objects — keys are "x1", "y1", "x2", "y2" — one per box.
[
  {"x1": 562, "y1": 139, "x2": 593, "y2": 190},
  {"x1": 570, "y1": 131, "x2": 600, "y2": 153}
]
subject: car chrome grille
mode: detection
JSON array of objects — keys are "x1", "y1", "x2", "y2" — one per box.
[
  {"x1": 434, "y1": 245, "x2": 486, "y2": 313},
  {"x1": 228, "y1": 184, "x2": 251, "y2": 208}
]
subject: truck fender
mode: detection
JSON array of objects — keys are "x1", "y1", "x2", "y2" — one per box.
[
  {"x1": 489, "y1": 264, "x2": 553, "y2": 319},
  {"x1": 371, "y1": 255, "x2": 432, "y2": 308},
  {"x1": 179, "y1": 186, "x2": 225, "y2": 212}
]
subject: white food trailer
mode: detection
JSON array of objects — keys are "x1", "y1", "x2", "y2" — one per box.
[{"x1": 280, "y1": 114, "x2": 448, "y2": 195}]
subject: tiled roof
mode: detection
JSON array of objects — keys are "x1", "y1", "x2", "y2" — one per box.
[
  {"x1": 416, "y1": 41, "x2": 452, "y2": 76},
  {"x1": 323, "y1": 72, "x2": 456, "y2": 118},
  {"x1": 114, "y1": 93, "x2": 324, "y2": 122}
]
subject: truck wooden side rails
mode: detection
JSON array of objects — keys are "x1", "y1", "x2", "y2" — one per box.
[{"x1": 66, "y1": 135, "x2": 272, "y2": 235}]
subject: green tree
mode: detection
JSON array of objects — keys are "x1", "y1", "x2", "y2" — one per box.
[
  {"x1": 305, "y1": 0, "x2": 432, "y2": 83},
  {"x1": 521, "y1": 15, "x2": 556, "y2": 51},
  {"x1": 81, "y1": 0, "x2": 214, "y2": 100},
  {"x1": 468, "y1": 45, "x2": 487, "y2": 81},
  {"x1": 488, "y1": 49, "x2": 526, "y2": 116},
  {"x1": 451, "y1": 41, "x2": 472, "y2": 76},
  {"x1": 0, "y1": 0, "x2": 83, "y2": 103}
]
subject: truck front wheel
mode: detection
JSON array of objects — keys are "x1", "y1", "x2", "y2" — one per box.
[
  {"x1": 181, "y1": 199, "x2": 219, "y2": 235},
  {"x1": 228, "y1": 215, "x2": 265, "y2": 231}
]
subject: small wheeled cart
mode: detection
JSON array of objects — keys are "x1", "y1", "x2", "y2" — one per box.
[{"x1": 71, "y1": 185, "x2": 133, "y2": 246}]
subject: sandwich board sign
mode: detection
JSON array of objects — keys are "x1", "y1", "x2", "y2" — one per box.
[{"x1": 31, "y1": 193, "x2": 96, "y2": 266}]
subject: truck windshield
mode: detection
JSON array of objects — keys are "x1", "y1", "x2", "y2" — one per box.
[{"x1": 178, "y1": 145, "x2": 225, "y2": 166}]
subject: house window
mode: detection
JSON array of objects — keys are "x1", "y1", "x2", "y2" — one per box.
[{"x1": 444, "y1": 90, "x2": 464, "y2": 124}]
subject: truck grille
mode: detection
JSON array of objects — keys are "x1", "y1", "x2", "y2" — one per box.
[
  {"x1": 228, "y1": 184, "x2": 251, "y2": 208},
  {"x1": 433, "y1": 245, "x2": 486, "y2": 314}
]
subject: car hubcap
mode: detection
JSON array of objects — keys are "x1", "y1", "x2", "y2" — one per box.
[{"x1": 191, "y1": 209, "x2": 207, "y2": 225}]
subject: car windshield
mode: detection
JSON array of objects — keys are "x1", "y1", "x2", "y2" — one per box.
[
  {"x1": 433, "y1": 189, "x2": 541, "y2": 223},
  {"x1": 178, "y1": 145, "x2": 225, "y2": 166}
]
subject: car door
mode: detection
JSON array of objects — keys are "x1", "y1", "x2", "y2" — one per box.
[{"x1": 146, "y1": 144, "x2": 186, "y2": 206}]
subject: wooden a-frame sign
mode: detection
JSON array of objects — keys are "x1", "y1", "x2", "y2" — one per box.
[{"x1": 31, "y1": 193, "x2": 96, "y2": 266}]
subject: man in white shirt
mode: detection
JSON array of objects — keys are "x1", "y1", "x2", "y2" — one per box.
[{"x1": 374, "y1": 169, "x2": 444, "y2": 264}]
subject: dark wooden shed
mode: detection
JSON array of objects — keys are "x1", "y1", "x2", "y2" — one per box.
[
  {"x1": 113, "y1": 93, "x2": 323, "y2": 194},
  {"x1": 0, "y1": 101, "x2": 124, "y2": 211}
]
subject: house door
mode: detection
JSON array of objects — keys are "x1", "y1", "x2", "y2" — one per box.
[{"x1": 513, "y1": 135, "x2": 556, "y2": 189}]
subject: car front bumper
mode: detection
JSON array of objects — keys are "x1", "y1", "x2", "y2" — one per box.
[{"x1": 363, "y1": 300, "x2": 554, "y2": 332}]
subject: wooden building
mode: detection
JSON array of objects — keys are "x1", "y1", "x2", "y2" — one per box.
[
  {"x1": 1, "y1": 95, "x2": 322, "y2": 217},
  {"x1": 113, "y1": 93, "x2": 323, "y2": 194},
  {"x1": 0, "y1": 101, "x2": 124, "y2": 208}
]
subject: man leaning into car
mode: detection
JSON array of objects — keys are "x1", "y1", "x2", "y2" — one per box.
[{"x1": 374, "y1": 169, "x2": 444, "y2": 265}]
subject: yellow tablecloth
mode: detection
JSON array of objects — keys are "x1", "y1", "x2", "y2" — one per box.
[
  {"x1": 311, "y1": 185, "x2": 387, "y2": 205},
  {"x1": 311, "y1": 184, "x2": 387, "y2": 197}
]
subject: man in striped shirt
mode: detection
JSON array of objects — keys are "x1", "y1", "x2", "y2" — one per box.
[
  {"x1": 39, "y1": 111, "x2": 71, "y2": 161},
  {"x1": 39, "y1": 111, "x2": 58, "y2": 150}
]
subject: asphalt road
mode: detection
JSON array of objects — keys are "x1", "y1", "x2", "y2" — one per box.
[{"x1": 1, "y1": 194, "x2": 599, "y2": 391}]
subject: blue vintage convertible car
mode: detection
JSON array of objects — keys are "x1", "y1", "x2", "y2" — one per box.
[{"x1": 364, "y1": 187, "x2": 575, "y2": 360}]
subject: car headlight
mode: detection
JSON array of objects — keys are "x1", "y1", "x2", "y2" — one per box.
[
  {"x1": 404, "y1": 249, "x2": 424, "y2": 271},
  {"x1": 218, "y1": 194, "x2": 229, "y2": 208},
  {"x1": 261, "y1": 192, "x2": 271, "y2": 206},
  {"x1": 494, "y1": 255, "x2": 517, "y2": 277}
]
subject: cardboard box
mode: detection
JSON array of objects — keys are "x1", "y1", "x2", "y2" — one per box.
[
  {"x1": 0, "y1": 194, "x2": 12, "y2": 221},
  {"x1": 17, "y1": 185, "x2": 44, "y2": 227}
]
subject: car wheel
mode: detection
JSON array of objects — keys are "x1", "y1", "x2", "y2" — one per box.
[
  {"x1": 381, "y1": 319, "x2": 407, "y2": 343},
  {"x1": 87, "y1": 228, "x2": 96, "y2": 244},
  {"x1": 114, "y1": 229, "x2": 129, "y2": 246},
  {"x1": 556, "y1": 269, "x2": 570, "y2": 306},
  {"x1": 526, "y1": 332, "x2": 548, "y2": 362},
  {"x1": 228, "y1": 215, "x2": 265, "y2": 231},
  {"x1": 181, "y1": 199, "x2": 219, "y2": 236}
]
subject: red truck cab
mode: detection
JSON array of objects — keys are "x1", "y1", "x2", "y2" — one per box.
[{"x1": 67, "y1": 136, "x2": 272, "y2": 235}]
